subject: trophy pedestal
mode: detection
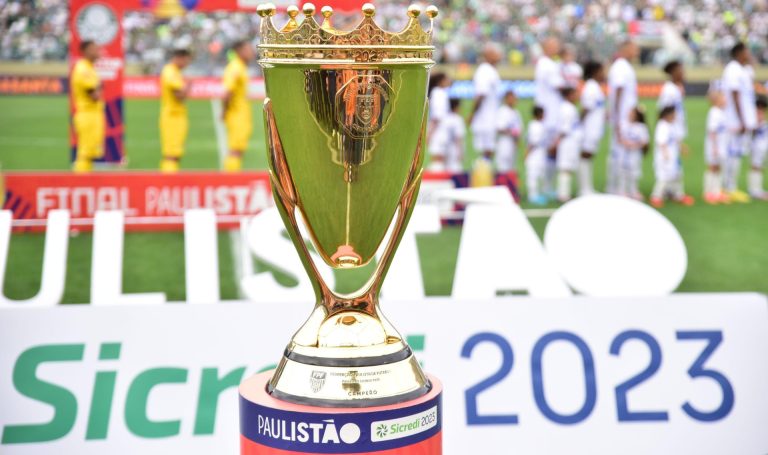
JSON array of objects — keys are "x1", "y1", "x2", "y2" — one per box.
[{"x1": 240, "y1": 371, "x2": 442, "y2": 455}]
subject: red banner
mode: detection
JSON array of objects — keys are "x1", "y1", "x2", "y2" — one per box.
[
  {"x1": 69, "y1": 0, "x2": 125, "y2": 165},
  {"x1": 2, "y1": 172, "x2": 272, "y2": 231},
  {"x1": 0, "y1": 76, "x2": 67, "y2": 95},
  {"x1": 1, "y1": 171, "x2": 517, "y2": 232}
]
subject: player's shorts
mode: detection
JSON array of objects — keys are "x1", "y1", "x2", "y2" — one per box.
[
  {"x1": 609, "y1": 132, "x2": 624, "y2": 157},
  {"x1": 556, "y1": 140, "x2": 580, "y2": 171},
  {"x1": 525, "y1": 151, "x2": 546, "y2": 176},
  {"x1": 225, "y1": 112, "x2": 252, "y2": 151},
  {"x1": 74, "y1": 111, "x2": 105, "y2": 160},
  {"x1": 428, "y1": 139, "x2": 447, "y2": 157},
  {"x1": 751, "y1": 140, "x2": 767, "y2": 168},
  {"x1": 705, "y1": 145, "x2": 726, "y2": 167},
  {"x1": 705, "y1": 150, "x2": 725, "y2": 167},
  {"x1": 160, "y1": 113, "x2": 189, "y2": 158},
  {"x1": 446, "y1": 151, "x2": 464, "y2": 173},
  {"x1": 543, "y1": 126, "x2": 559, "y2": 152},
  {"x1": 621, "y1": 149, "x2": 643, "y2": 178},
  {"x1": 495, "y1": 137, "x2": 517, "y2": 172},
  {"x1": 654, "y1": 157, "x2": 681, "y2": 182},
  {"x1": 727, "y1": 132, "x2": 750, "y2": 158},
  {"x1": 581, "y1": 133, "x2": 602, "y2": 155},
  {"x1": 525, "y1": 151, "x2": 546, "y2": 190},
  {"x1": 472, "y1": 128, "x2": 496, "y2": 152}
]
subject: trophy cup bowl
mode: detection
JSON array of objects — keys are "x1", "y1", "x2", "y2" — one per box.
[{"x1": 257, "y1": 2, "x2": 438, "y2": 407}]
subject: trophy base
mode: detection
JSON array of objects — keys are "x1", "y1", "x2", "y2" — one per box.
[
  {"x1": 240, "y1": 371, "x2": 443, "y2": 455},
  {"x1": 267, "y1": 346, "x2": 431, "y2": 408}
]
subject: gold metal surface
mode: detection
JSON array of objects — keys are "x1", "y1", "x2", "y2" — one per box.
[{"x1": 258, "y1": 3, "x2": 437, "y2": 407}]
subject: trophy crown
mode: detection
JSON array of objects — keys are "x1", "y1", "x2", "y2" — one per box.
[{"x1": 257, "y1": 3, "x2": 438, "y2": 63}]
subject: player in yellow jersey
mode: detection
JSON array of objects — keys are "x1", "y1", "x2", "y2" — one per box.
[
  {"x1": 159, "y1": 48, "x2": 192, "y2": 173},
  {"x1": 71, "y1": 40, "x2": 104, "y2": 173},
  {"x1": 222, "y1": 41, "x2": 255, "y2": 172}
]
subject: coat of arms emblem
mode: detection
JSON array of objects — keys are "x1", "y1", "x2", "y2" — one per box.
[
  {"x1": 310, "y1": 371, "x2": 327, "y2": 393},
  {"x1": 335, "y1": 73, "x2": 392, "y2": 139}
]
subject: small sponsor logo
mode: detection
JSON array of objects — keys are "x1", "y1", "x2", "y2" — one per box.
[
  {"x1": 310, "y1": 370, "x2": 326, "y2": 393},
  {"x1": 370, "y1": 405, "x2": 438, "y2": 442},
  {"x1": 375, "y1": 423, "x2": 388, "y2": 438}
]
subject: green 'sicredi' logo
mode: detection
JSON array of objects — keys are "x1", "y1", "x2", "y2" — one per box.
[{"x1": 1, "y1": 343, "x2": 263, "y2": 444}]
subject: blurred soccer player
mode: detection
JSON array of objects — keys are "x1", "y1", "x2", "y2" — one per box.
[
  {"x1": 427, "y1": 72, "x2": 451, "y2": 144},
  {"x1": 619, "y1": 106, "x2": 649, "y2": 200},
  {"x1": 560, "y1": 45, "x2": 582, "y2": 88},
  {"x1": 579, "y1": 61, "x2": 606, "y2": 195},
  {"x1": 71, "y1": 40, "x2": 103, "y2": 173},
  {"x1": 750, "y1": 96, "x2": 768, "y2": 200},
  {"x1": 721, "y1": 42, "x2": 756, "y2": 202},
  {"x1": 703, "y1": 90, "x2": 729, "y2": 204},
  {"x1": 468, "y1": 42, "x2": 503, "y2": 161},
  {"x1": 607, "y1": 40, "x2": 639, "y2": 194},
  {"x1": 495, "y1": 91, "x2": 522, "y2": 173},
  {"x1": 534, "y1": 36, "x2": 564, "y2": 196},
  {"x1": 651, "y1": 105, "x2": 694, "y2": 208},
  {"x1": 658, "y1": 60, "x2": 687, "y2": 142},
  {"x1": 222, "y1": 40, "x2": 255, "y2": 172},
  {"x1": 428, "y1": 98, "x2": 465, "y2": 173},
  {"x1": 525, "y1": 106, "x2": 547, "y2": 205},
  {"x1": 159, "y1": 48, "x2": 192, "y2": 173},
  {"x1": 555, "y1": 87, "x2": 582, "y2": 202}
]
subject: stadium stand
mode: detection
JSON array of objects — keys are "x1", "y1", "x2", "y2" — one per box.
[{"x1": 3, "y1": 0, "x2": 768, "y2": 72}]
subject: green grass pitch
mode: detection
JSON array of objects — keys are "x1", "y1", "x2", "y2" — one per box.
[{"x1": 0, "y1": 95, "x2": 766, "y2": 302}]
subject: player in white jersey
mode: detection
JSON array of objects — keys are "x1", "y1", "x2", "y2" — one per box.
[
  {"x1": 534, "y1": 37, "x2": 565, "y2": 196},
  {"x1": 427, "y1": 72, "x2": 452, "y2": 169},
  {"x1": 526, "y1": 106, "x2": 548, "y2": 205},
  {"x1": 580, "y1": 61, "x2": 606, "y2": 195},
  {"x1": 495, "y1": 91, "x2": 523, "y2": 172},
  {"x1": 750, "y1": 96, "x2": 768, "y2": 200},
  {"x1": 555, "y1": 87, "x2": 583, "y2": 201},
  {"x1": 703, "y1": 90, "x2": 730, "y2": 204},
  {"x1": 658, "y1": 61, "x2": 687, "y2": 141},
  {"x1": 428, "y1": 73, "x2": 451, "y2": 137},
  {"x1": 428, "y1": 98, "x2": 466, "y2": 173},
  {"x1": 721, "y1": 42, "x2": 757, "y2": 202},
  {"x1": 560, "y1": 45, "x2": 583, "y2": 88},
  {"x1": 607, "y1": 41, "x2": 639, "y2": 194},
  {"x1": 619, "y1": 106, "x2": 649, "y2": 200},
  {"x1": 469, "y1": 44, "x2": 503, "y2": 160},
  {"x1": 650, "y1": 105, "x2": 695, "y2": 207}
]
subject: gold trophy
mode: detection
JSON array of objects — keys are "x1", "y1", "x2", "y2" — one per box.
[{"x1": 256, "y1": 2, "x2": 438, "y2": 407}]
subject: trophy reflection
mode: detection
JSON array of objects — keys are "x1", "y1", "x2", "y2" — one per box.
[{"x1": 257, "y1": 1, "x2": 438, "y2": 407}]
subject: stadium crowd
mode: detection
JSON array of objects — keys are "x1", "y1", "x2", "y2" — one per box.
[
  {"x1": 0, "y1": 0, "x2": 67, "y2": 61},
  {"x1": 4, "y1": 0, "x2": 768, "y2": 68}
]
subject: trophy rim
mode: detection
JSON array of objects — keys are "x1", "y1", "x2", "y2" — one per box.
[
  {"x1": 258, "y1": 44, "x2": 434, "y2": 50},
  {"x1": 268, "y1": 381, "x2": 433, "y2": 408},
  {"x1": 284, "y1": 345, "x2": 414, "y2": 367},
  {"x1": 258, "y1": 58, "x2": 436, "y2": 66}
]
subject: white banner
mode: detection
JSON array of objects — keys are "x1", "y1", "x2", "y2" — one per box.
[{"x1": 1, "y1": 294, "x2": 767, "y2": 454}]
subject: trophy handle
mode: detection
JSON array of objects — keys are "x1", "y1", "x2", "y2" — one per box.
[
  {"x1": 366, "y1": 105, "x2": 427, "y2": 298},
  {"x1": 263, "y1": 98, "x2": 427, "y2": 317},
  {"x1": 264, "y1": 98, "x2": 332, "y2": 302}
]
